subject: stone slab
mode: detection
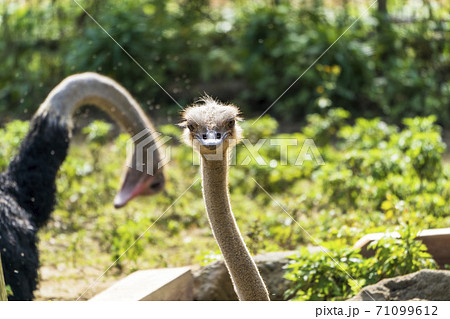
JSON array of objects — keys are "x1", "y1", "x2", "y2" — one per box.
[
  {"x1": 90, "y1": 266, "x2": 193, "y2": 301},
  {"x1": 354, "y1": 228, "x2": 450, "y2": 268}
]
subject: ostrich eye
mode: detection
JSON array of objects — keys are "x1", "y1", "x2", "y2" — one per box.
[
  {"x1": 227, "y1": 119, "x2": 235, "y2": 129},
  {"x1": 187, "y1": 124, "x2": 195, "y2": 131}
]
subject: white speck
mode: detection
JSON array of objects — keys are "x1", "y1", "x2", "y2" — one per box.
[
  {"x1": 269, "y1": 160, "x2": 277, "y2": 168},
  {"x1": 216, "y1": 21, "x2": 232, "y2": 33},
  {"x1": 69, "y1": 194, "x2": 78, "y2": 203}
]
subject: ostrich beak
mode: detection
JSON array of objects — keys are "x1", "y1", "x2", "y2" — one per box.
[
  {"x1": 114, "y1": 168, "x2": 165, "y2": 209},
  {"x1": 196, "y1": 129, "x2": 228, "y2": 149}
]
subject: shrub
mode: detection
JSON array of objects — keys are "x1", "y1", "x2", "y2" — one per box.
[
  {"x1": 1, "y1": 1, "x2": 449, "y2": 125},
  {"x1": 284, "y1": 226, "x2": 437, "y2": 301}
]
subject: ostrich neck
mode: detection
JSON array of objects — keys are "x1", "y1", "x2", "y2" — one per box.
[
  {"x1": 7, "y1": 73, "x2": 155, "y2": 227},
  {"x1": 201, "y1": 154, "x2": 269, "y2": 301},
  {"x1": 36, "y1": 73, "x2": 153, "y2": 135}
]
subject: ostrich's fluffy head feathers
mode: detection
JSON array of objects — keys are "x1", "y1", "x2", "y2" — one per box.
[{"x1": 180, "y1": 96, "x2": 243, "y2": 154}]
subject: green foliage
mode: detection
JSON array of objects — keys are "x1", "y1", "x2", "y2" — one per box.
[
  {"x1": 82, "y1": 120, "x2": 113, "y2": 170},
  {"x1": 285, "y1": 226, "x2": 437, "y2": 301},
  {"x1": 369, "y1": 226, "x2": 437, "y2": 279},
  {"x1": 82, "y1": 120, "x2": 113, "y2": 146},
  {"x1": 240, "y1": 115, "x2": 278, "y2": 143},
  {"x1": 397, "y1": 116, "x2": 446, "y2": 183},
  {"x1": 338, "y1": 118, "x2": 397, "y2": 150},
  {"x1": 0, "y1": 120, "x2": 29, "y2": 170},
  {"x1": 310, "y1": 113, "x2": 448, "y2": 218},
  {"x1": 303, "y1": 107, "x2": 350, "y2": 145},
  {"x1": 284, "y1": 247, "x2": 365, "y2": 301},
  {"x1": 1, "y1": 1, "x2": 449, "y2": 124},
  {"x1": 158, "y1": 124, "x2": 182, "y2": 144}
]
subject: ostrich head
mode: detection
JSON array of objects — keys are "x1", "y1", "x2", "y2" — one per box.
[
  {"x1": 114, "y1": 151, "x2": 165, "y2": 208},
  {"x1": 180, "y1": 96, "x2": 243, "y2": 155}
]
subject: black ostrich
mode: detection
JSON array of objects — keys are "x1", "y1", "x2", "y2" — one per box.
[{"x1": 0, "y1": 73, "x2": 164, "y2": 300}]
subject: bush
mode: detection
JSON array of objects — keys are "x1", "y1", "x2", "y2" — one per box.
[
  {"x1": 1, "y1": 1, "x2": 449, "y2": 124},
  {"x1": 284, "y1": 225, "x2": 437, "y2": 301}
]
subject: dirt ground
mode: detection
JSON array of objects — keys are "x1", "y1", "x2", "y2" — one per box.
[{"x1": 34, "y1": 265, "x2": 124, "y2": 301}]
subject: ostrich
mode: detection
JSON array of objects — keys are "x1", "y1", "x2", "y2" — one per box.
[
  {"x1": 180, "y1": 97, "x2": 270, "y2": 301},
  {"x1": 0, "y1": 72, "x2": 164, "y2": 300}
]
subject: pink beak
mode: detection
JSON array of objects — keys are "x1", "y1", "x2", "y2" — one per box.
[{"x1": 114, "y1": 168, "x2": 165, "y2": 208}]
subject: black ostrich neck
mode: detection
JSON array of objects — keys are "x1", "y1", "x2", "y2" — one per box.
[{"x1": 6, "y1": 114, "x2": 70, "y2": 227}]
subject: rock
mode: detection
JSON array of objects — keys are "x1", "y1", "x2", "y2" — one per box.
[
  {"x1": 193, "y1": 251, "x2": 297, "y2": 301},
  {"x1": 350, "y1": 269, "x2": 450, "y2": 301},
  {"x1": 192, "y1": 260, "x2": 237, "y2": 301},
  {"x1": 254, "y1": 251, "x2": 299, "y2": 301}
]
